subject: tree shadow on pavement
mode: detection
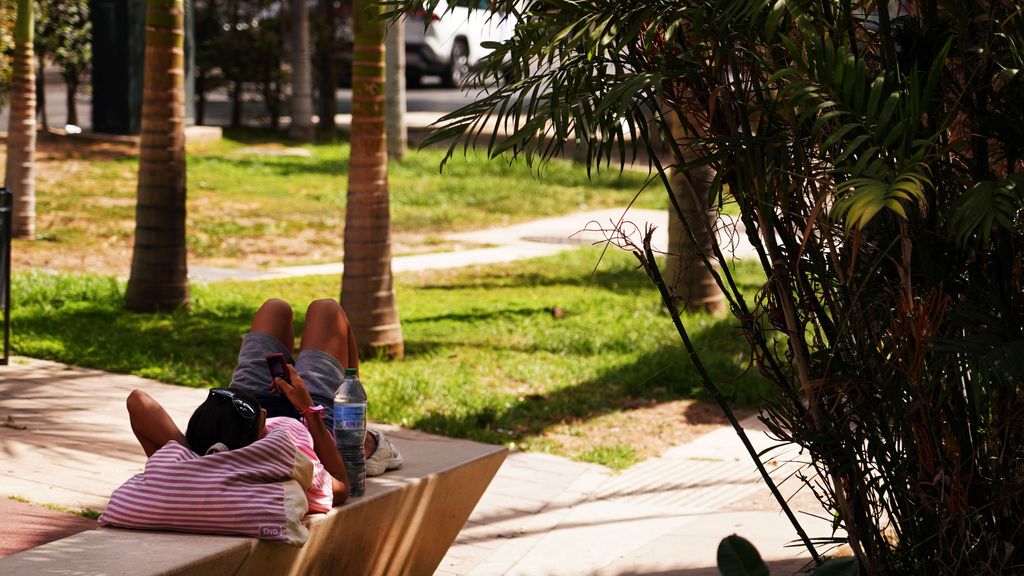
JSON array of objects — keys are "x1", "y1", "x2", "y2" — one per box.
[{"x1": 611, "y1": 558, "x2": 814, "y2": 576}]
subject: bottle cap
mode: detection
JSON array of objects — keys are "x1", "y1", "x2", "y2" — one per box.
[{"x1": 344, "y1": 367, "x2": 358, "y2": 376}]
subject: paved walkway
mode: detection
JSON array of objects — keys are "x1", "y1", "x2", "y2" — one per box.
[{"x1": 0, "y1": 358, "x2": 834, "y2": 574}]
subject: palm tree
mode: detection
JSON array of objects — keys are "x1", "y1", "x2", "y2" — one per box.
[
  {"x1": 125, "y1": 0, "x2": 188, "y2": 312},
  {"x1": 663, "y1": 108, "x2": 723, "y2": 314},
  {"x1": 341, "y1": 0, "x2": 403, "y2": 358},
  {"x1": 5, "y1": 0, "x2": 37, "y2": 240},
  {"x1": 287, "y1": 0, "x2": 314, "y2": 140}
]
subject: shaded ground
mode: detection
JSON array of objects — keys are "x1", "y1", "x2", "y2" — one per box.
[{"x1": 0, "y1": 498, "x2": 97, "y2": 559}]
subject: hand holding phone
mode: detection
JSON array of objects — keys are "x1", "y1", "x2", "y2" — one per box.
[{"x1": 266, "y1": 354, "x2": 291, "y2": 393}]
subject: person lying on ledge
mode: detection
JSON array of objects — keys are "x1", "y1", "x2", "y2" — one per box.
[{"x1": 126, "y1": 298, "x2": 403, "y2": 509}]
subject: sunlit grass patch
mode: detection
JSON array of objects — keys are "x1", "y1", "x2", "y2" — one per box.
[{"x1": 579, "y1": 444, "x2": 638, "y2": 470}]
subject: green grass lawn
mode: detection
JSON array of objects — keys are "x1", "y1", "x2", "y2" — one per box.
[{"x1": 12, "y1": 247, "x2": 771, "y2": 467}]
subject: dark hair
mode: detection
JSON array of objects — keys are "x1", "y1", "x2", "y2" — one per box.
[{"x1": 185, "y1": 389, "x2": 261, "y2": 456}]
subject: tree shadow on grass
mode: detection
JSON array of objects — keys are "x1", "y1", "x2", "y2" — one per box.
[
  {"x1": 408, "y1": 316, "x2": 770, "y2": 445},
  {"x1": 190, "y1": 152, "x2": 349, "y2": 179},
  {"x1": 411, "y1": 264, "x2": 656, "y2": 294},
  {"x1": 10, "y1": 287, "x2": 458, "y2": 389},
  {"x1": 403, "y1": 306, "x2": 544, "y2": 326},
  {"x1": 11, "y1": 300, "x2": 259, "y2": 388}
]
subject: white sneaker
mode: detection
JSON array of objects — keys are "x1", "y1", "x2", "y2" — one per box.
[{"x1": 366, "y1": 429, "x2": 403, "y2": 477}]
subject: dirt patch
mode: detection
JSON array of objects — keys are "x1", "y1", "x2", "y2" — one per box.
[
  {"x1": 541, "y1": 398, "x2": 752, "y2": 462},
  {"x1": 14, "y1": 239, "x2": 133, "y2": 277},
  {"x1": 237, "y1": 145, "x2": 313, "y2": 158},
  {"x1": 8, "y1": 137, "x2": 477, "y2": 274},
  {"x1": 35, "y1": 131, "x2": 138, "y2": 161}
]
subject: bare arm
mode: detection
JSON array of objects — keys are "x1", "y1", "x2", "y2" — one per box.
[
  {"x1": 300, "y1": 411, "x2": 350, "y2": 506},
  {"x1": 126, "y1": 389, "x2": 187, "y2": 458},
  {"x1": 274, "y1": 365, "x2": 350, "y2": 506}
]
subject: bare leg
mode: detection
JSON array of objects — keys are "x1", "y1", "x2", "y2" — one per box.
[
  {"x1": 127, "y1": 389, "x2": 187, "y2": 458},
  {"x1": 299, "y1": 299, "x2": 358, "y2": 370},
  {"x1": 251, "y1": 298, "x2": 295, "y2": 352},
  {"x1": 299, "y1": 299, "x2": 375, "y2": 456}
]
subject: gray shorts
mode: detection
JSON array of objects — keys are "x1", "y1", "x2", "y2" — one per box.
[{"x1": 228, "y1": 331, "x2": 344, "y2": 428}]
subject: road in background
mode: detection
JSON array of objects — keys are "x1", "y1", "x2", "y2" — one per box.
[{"x1": 0, "y1": 67, "x2": 476, "y2": 133}]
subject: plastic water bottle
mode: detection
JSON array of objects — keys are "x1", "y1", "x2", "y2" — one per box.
[{"x1": 333, "y1": 367, "x2": 367, "y2": 497}]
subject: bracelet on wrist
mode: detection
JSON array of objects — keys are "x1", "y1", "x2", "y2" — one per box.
[{"x1": 300, "y1": 405, "x2": 325, "y2": 418}]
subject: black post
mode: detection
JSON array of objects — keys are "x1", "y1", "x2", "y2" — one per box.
[
  {"x1": 89, "y1": 0, "x2": 195, "y2": 134},
  {"x1": 0, "y1": 188, "x2": 11, "y2": 365}
]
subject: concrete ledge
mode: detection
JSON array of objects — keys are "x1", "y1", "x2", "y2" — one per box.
[{"x1": 0, "y1": 426, "x2": 506, "y2": 576}]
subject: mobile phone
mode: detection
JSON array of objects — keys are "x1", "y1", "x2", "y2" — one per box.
[{"x1": 266, "y1": 353, "x2": 291, "y2": 387}]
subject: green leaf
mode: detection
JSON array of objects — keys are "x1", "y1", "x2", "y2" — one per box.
[
  {"x1": 876, "y1": 92, "x2": 900, "y2": 130},
  {"x1": 811, "y1": 109, "x2": 848, "y2": 134},
  {"x1": 764, "y1": 0, "x2": 787, "y2": 38},
  {"x1": 833, "y1": 134, "x2": 871, "y2": 164},
  {"x1": 946, "y1": 176, "x2": 1024, "y2": 246},
  {"x1": 864, "y1": 75, "x2": 886, "y2": 119},
  {"x1": 812, "y1": 557, "x2": 860, "y2": 576},
  {"x1": 717, "y1": 535, "x2": 769, "y2": 576},
  {"x1": 833, "y1": 165, "x2": 930, "y2": 231},
  {"x1": 832, "y1": 45, "x2": 848, "y2": 87},
  {"x1": 822, "y1": 123, "x2": 860, "y2": 150}
]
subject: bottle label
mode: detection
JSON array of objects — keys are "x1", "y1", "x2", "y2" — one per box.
[{"x1": 333, "y1": 405, "x2": 366, "y2": 430}]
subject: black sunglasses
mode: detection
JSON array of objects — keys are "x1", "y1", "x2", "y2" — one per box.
[{"x1": 209, "y1": 388, "x2": 258, "y2": 420}]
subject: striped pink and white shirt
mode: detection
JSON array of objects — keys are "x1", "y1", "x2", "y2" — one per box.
[
  {"x1": 99, "y1": 418, "x2": 334, "y2": 544},
  {"x1": 265, "y1": 417, "x2": 334, "y2": 514}
]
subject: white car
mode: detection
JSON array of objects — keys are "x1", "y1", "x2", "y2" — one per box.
[{"x1": 405, "y1": 0, "x2": 515, "y2": 87}]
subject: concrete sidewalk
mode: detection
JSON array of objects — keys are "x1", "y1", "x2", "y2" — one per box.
[{"x1": 0, "y1": 358, "x2": 834, "y2": 574}]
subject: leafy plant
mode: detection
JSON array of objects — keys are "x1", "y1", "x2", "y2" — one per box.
[
  {"x1": 387, "y1": 0, "x2": 1024, "y2": 573},
  {"x1": 193, "y1": 0, "x2": 288, "y2": 128},
  {"x1": 0, "y1": 0, "x2": 15, "y2": 106}
]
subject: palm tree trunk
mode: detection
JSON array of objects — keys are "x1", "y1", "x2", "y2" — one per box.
[
  {"x1": 5, "y1": 0, "x2": 36, "y2": 240},
  {"x1": 385, "y1": 17, "x2": 406, "y2": 160},
  {"x1": 125, "y1": 0, "x2": 188, "y2": 312},
  {"x1": 287, "y1": 0, "x2": 314, "y2": 140},
  {"x1": 663, "y1": 108, "x2": 725, "y2": 314},
  {"x1": 341, "y1": 0, "x2": 403, "y2": 359}
]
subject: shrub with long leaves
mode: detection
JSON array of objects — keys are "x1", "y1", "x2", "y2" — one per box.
[{"x1": 386, "y1": 0, "x2": 1024, "y2": 573}]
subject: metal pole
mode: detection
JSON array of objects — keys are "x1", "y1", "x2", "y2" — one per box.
[
  {"x1": 0, "y1": 187, "x2": 11, "y2": 365},
  {"x1": 385, "y1": 17, "x2": 407, "y2": 160}
]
